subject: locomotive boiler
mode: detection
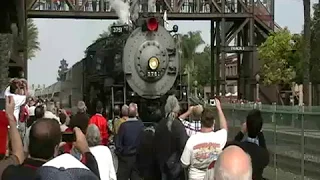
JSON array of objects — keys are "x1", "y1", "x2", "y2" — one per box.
[{"x1": 82, "y1": 14, "x2": 188, "y2": 120}]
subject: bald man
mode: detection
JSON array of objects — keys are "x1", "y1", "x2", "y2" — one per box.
[
  {"x1": 205, "y1": 145, "x2": 252, "y2": 180},
  {"x1": 115, "y1": 103, "x2": 144, "y2": 180}
]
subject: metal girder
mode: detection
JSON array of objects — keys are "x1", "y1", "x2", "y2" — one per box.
[
  {"x1": 237, "y1": 0, "x2": 250, "y2": 13},
  {"x1": 27, "y1": 10, "x2": 253, "y2": 20},
  {"x1": 211, "y1": 0, "x2": 222, "y2": 13},
  {"x1": 163, "y1": 0, "x2": 174, "y2": 12},
  {"x1": 26, "y1": 0, "x2": 37, "y2": 11},
  {"x1": 79, "y1": 0, "x2": 89, "y2": 11},
  {"x1": 226, "y1": 18, "x2": 249, "y2": 44}
]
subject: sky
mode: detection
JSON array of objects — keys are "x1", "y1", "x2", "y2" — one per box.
[{"x1": 28, "y1": 0, "x2": 318, "y2": 87}]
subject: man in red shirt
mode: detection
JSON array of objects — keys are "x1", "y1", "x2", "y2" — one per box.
[
  {"x1": 89, "y1": 101, "x2": 109, "y2": 146},
  {"x1": 0, "y1": 110, "x2": 8, "y2": 158}
]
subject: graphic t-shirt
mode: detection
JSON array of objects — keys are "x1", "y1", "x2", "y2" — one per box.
[{"x1": 180, "y1": 129, "x2": 227, "y2": 180}]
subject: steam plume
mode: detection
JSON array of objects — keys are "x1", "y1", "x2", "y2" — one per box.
[
  {"x1": 109, "y1": 0, "x2": 130, "y2": 24},
  {"x1": 148, "y1": 0, "x2": 155, "y2": 12}
]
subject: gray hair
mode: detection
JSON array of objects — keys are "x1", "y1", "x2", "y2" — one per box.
[
  {"x1": 86, "y1": 124, "x2": 101, "y2": 147},
  {"x1": 77, "y1": 101, "x2": 87, "y2": 113},
  {"x1": 164, "y1": 95, "x2": 180, "y2": 131},
  {"x1": 121, "y1": 104, "x2": 129, "y2": 116},
  {"x1": 214, "y1": 152, "x2": 252, "y2": 180}
]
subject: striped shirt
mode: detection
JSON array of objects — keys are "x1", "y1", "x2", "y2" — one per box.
[{"x1": 179, "y1": 118, "x2": 201, "y2": 136}]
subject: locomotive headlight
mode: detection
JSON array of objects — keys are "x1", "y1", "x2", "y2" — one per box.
[{"x1": 148, "y1": 57, "x2": 159, "y2": 70}]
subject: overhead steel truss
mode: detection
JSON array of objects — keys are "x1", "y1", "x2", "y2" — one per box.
[{"x1": 25, "y1": 0, "x2": 276, "y2": 101}]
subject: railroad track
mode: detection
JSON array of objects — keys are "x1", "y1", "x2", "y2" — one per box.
[
  {"x1": 263, "y1": 130, "x2": 320, "y2": 155},
  {"x1": 270, "y1": 153, "x2": 320, "y2": 180}
]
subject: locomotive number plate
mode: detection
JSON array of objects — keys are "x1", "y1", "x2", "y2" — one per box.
[
  {"x1": 111, "y1": 25, "x2": 129, "y2": 35},
  {"x1": 147, "y1": 71, "x2": 160, "y2": 77}
]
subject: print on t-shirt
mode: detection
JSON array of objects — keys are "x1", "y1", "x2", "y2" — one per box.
[
  {"x1": 180, "y1": 129, "x2": 227, "y2": 180},
  {"x1": 193, "y1": 142, "x2": 221, "y2": 171}
]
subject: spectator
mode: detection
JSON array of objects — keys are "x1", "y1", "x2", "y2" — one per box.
[
  {"x1": 136, "y1": 124, "x2": 158, "y2": 180},
  {"x1": 86, "y1": 124, "x2": 116, "y2": 180},
  {"x1": 4, "y1": 79, "x2": 27, "y2": 123},
  {"x1": 109, "y1": 105, "x2": 120, "y2": 134},
  {"x1": 23, "y1": 105, "x2": 45, "y2": 155},
  {"x1": 34, "y1": 153, "x2": 99, "y2": 180},
  {"x1": 209, "y1": 145, "x2": 252, "y2": 180},
  {"x1": 69, "y1": 101, "x2": 89, "y2": 134},
  {"x1": 181, "y1": 99, "x2": 228, "y2": 180},
  {"x1": 26, "y1": 98, "x2": 37, "y2": 128},
  {"x1": 64, "y1": 101, "x2": 90, "y2": 156},
  {"x1": 154, "y1": 95, "x2": 188, "y2": 180},
  {"x1": 113, "y1": 104, "x2": 128, "y2": 136},
  {"x1": 44, "y1": 102, "x2": 60, "y2": 123},
  {"x1": 2, "y1": 118, "x2": 100, "y2": 180},
  {"x1": 89, "y1": 101, "x2": 109, "y2": 146},
  {"x1": 0, "y1": 96, "x2": 25, "y2": 177},
  {"x1": 2, "y1": 118, "x2": 61, "y2": 179},
  {"x1": 59, "y1": 112, "x2": 68, "y2": 132},
  {"x1": 232, "y1": 109, "x2": 269, "y2": 179},
  {"x1": 179, "y1": 105, "x2": 204, "y2": 136},
  {"x1": 116, "y1": 103, "x2": 144, "y2": 180}
]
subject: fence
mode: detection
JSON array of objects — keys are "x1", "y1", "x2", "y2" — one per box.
[{"x1": 220, "y1": 103, "x2": 320, "y2": 180}]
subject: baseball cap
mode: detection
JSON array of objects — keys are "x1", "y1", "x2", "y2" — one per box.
[{"x1": 34, "y1": 154, "x2": 99, "y2": 180}]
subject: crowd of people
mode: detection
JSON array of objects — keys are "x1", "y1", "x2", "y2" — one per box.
[{"x1": 0, "y1": 78, "x2": 270, "y2": 180}]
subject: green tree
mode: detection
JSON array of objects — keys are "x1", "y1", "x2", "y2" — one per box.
[
  {"x1": 258, "y1": 29, "x2": 296, "y2": 104},
  {"x1": 194, "y1": 45, "x2": 211, "y2": 88},
  {"x1": 0, "y1": 34, "x2": 12, "y2": 90},
  {"x1": 27, "y1": 19, "x2": 40, "y2": 60},
  {"x1": 181, "y1": 31, "x2": 205, "y2": 70},
  {"x1": 57, "y1": 59, "x2": 69, "y2": 81}
]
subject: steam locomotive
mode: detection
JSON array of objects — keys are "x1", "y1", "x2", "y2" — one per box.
[
  {"x1": 51, "y1": 14, "x2": 188, "y2": 121},
  {"x1": 79, "y1": 14, "x2": 187, "y2": 120}
]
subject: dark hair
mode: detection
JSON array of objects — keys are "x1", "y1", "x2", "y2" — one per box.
[
  {"x1": 246, "y1": 109, "x2": 263, "y2": 138},
  {"x1": 35, "y1": 105, "x2": 45, "y2": 119},
  {"x1": 151, "y1": 109, "x2": 162, "y2": 123},
  {"x1": 114, "y1": 105, "x2": 120, "y2": 116},
  {"x1": 9, "y1": 81, "x2": 20, "y2": 94},
  {"x1": 69, "y1": 112, "x2": 89, "y2": 134},
  {"x1": 201, "y1": 108, "x2": 215, "y2": 128},
  {"x1": 96, "y1": 101, "x2": 103, "y2": 113},
  {"x1": 28, "y1": 118, "x2": 61, "y2": 159},
  {"x1": 59, "y1": 113, "x2": 67, "y2": 125}
]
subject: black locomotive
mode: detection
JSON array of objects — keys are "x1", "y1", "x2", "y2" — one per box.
[{"x1": 79, "y1": 14, "x2": 188, "y2": 120}]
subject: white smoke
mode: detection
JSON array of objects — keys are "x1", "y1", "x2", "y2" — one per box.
[
  {"x1": 109, "y1": 0, "x2": 130, "y2": 24},
  {"x1": 129, "y1": 0, "x2": 140, "y2": 22},
  {"x1": 148, "y1": 0, "x2": 155, "y2": 12}
]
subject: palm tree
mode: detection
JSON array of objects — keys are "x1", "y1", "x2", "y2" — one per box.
[
  {"x1": 303, "y1": 0, "x2": 311, "y2": 105},
  {"x1": 180, "y1": 31, "x2": 205, "y2": 96},
  {"x1": 0, "y1": 34, "x2": 12, "y2": 90},
  {"x1": 181, "y1": 31, "x2": 205, "y2": 71},
  {"x1": 27, "y1": 19, "x2": 41, "y2": 60},
  {"x1": 0, "y1": 19, "x2": 40, "y2": 89}
]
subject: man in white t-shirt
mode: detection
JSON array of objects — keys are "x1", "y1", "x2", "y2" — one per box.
[
  {"x1": 4, "y1": 80, "x2": 27, "y2": 123},
  {"x1": 180, "y1": 99, "x2": 228, "y2": 180}
]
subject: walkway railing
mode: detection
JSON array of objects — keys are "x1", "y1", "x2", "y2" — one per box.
[{"x1": 221, "y1": 103, "x2": 320, "y2": 180}]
